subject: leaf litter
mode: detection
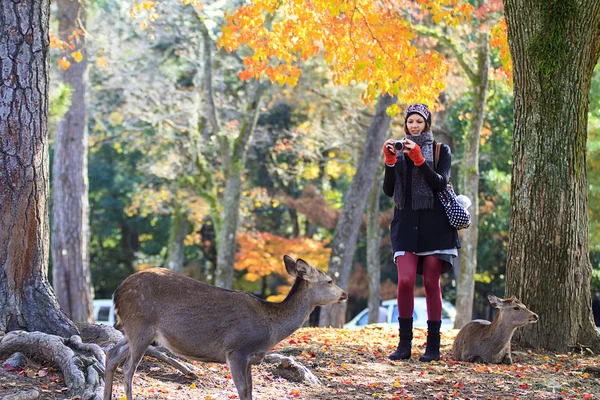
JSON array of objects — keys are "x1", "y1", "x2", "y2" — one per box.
[{"x1": 0, "y1": 326, "x2": 598, "y2": 399}]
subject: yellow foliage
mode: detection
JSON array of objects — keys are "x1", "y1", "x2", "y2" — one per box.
[
  {"x1": 57, "y1": 58, "x2": 70, "y2": 70},
  {"x1": 108, "y1": 111, "x2": 124, "y2": 126},
  {"x1": 218, "y1": 0, "x2": 473, "y2": 104},
  {"x1": 96, "y1": 56, "x2": 109, "y2": 68},
  {"x1": 490, "y1": 18, "x2": 512, "y2": 83},
  {"x1": 301, "y1": 164, "x2": 320, "y2": 180},
  {"x1": 71, "y1": 51, "x2": 83, "y2": 63}
]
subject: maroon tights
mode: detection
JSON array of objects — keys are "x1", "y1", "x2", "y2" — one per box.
[{"x1": 395, "y1": 253, "x2": 443, "y2": 320}]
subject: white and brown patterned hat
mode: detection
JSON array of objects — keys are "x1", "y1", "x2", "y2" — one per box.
[{"x1": 404, "y1": 103, "x2": 431, "y2": 125}]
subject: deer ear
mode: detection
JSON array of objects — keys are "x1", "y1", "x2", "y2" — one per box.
[
  {"x1": 487, "y1": 293, "x2": 503, "y2": 308},
  {"x1": 294, "y1": 259, "x2": 314, "y2": 281},
  {"x1": 283, "y1": 255, "x2": 298, "y2": 278}
]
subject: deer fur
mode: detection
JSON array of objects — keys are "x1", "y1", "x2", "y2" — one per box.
[
  {"x1": 452, "y1": 294, "x2": 538, "y2": 364},
  {"x1": 103, "y1": 255, "x2": 347, "y2": 400}
]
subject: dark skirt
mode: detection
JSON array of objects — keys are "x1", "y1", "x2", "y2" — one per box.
[{"x1": 416, "y1": 253, "x2": 454, "y2": 275}]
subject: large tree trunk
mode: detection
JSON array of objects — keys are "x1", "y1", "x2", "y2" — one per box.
[
  {"x1": 166, "y1": 205, "x2": 189, "y2": 273},
  {"x1": 214, "y1": 83, "x2": 264, "y2": 288},
  {"x1": 504, "y1": 0, "x2": 600, "y2": 351},
  {"x1": 319, "y1": 94, "x2": 396, "y2": 327},
  {"x1": 454, "y1": 30, "x2": 490, "y2": 328},
  {"x1": 52, "y1": 0, "x2": 94, "y2": 324},
  {"x1": 367, "y1": 167, "x2": 383, "y2": 324},
  {"x1": 0, "y1": 0, "x2": 77, "y2": 337}
]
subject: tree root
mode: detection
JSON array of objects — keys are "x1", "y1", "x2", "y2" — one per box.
[
  {"x1": 0, "y1": 331, "x2": 104, "y2": 400},
  {"x1": 263, "y1": 353, "x2": 321, "y2": 385},
  {"x1": 0, "y1": 325, "x2": 201, "y2": 399},
  {"x1": 2, "y1": 389, "x2": 40, "y2": 400},
  {"x1": 145, "y1": 345, "x2": 198, "y2": 378}
]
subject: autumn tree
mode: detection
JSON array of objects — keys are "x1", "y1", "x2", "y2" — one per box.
[
  {"x1": 234, "y1": 231, "x2": 331, "y2": 299},
  {"x1": 51, "y1": 0, "x2": 94, "y2": 323},
  {"x1": 503, "y1": 0, "x2": 600, "y2": 351}
]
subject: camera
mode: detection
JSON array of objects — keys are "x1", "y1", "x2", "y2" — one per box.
[{"x1": 394, "y1": 139, "x2": 406, "y2": 151}]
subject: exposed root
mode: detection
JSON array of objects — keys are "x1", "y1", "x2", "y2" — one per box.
[
  {"x1": 263, "y1": 353, "x2": 321, "y2": 385},
  {"x1": 2, "y1": 389, "x2": 40, "y2": 400},
  {"x1": 76, "y1": 322, "x2": 124, "y2": 348},
  {"x1": 146, "y1": 345, "x2": 199, "y2": 378},
  {"x1": 0, "y1": 331, "x2": 104, "y2": 400}
]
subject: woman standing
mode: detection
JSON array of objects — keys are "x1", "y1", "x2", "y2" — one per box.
[{"x1": 382, "y1": 103, "x2": 460, "y2": 362}]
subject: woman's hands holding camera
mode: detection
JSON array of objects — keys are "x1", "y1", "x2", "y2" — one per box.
[{"x1": 383, "y1": 139, "x2": 424, "y2": 166}]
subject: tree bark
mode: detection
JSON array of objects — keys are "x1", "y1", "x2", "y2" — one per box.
[
  {"x1": 367, "y1": 167, "x2": 383, "y2": 324},
  {"x1": 454, "y1": 30, "x2": 490, "y2": 328},
  {"x1": 319, "y1": 94, "x2": 396, "y2": 327},
  {"x1": 166, "y1": 205, "x2": 189, "y2": 273},
  {"x1": 214, "y1": 83, "x2": 264, "y2": 288},
  {"x1": 52, "y1": 0, "x2": 93, "y2": 324},
  {"x1": 504, "y1": 0, "x2": 600, "y2": 351},
  {"x1": 0, "y1": 0, "x2": 77, "y2": 336}
]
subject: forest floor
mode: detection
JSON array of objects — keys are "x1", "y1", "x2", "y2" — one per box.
[{"x1": 1, "y1": 326, "x2": 599, "y2": 400}]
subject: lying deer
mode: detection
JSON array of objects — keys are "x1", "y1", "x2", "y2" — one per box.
[
  {"x1": 452, "y1": 294, "x2": 538, "y2": 364},
  {"x1": 103, "y1": 255, "x2": 347, "y2": 400}
]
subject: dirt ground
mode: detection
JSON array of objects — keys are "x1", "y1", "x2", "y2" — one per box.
[{"x1": 1, "y1": 326, "x2": 599, "y2": 399}]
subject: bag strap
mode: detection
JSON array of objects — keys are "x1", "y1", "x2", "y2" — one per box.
[{"x1": 434, "y1": 141, "x2": 441, "y2": 170}]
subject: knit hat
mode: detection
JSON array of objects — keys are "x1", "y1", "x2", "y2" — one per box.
[{"x1": 405, "y1": 103, "x2": 431, "y2": 125}]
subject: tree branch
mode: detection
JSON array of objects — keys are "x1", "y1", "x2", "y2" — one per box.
[{"x1": 414, "y1": 25, "x2": 477, "y2": 83}]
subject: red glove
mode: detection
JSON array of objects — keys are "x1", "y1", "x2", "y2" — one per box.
[
  {"x1": 408, "y1": 144, "x2": 425, "y2": 166},
  {"x1": 382, "y1": 143, "x2": 397, "y2": 165}
]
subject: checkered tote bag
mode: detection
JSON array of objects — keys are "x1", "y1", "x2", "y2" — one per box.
[{"x1": 434, "y1": 143, "x2": 471, "y2": 230}]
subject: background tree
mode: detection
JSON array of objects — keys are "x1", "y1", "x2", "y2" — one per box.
[
  {"x1": 51, "y1": 0, "x2": 94, "y2": 323},
  {"x1": 319, "y1": 94, "x2": 396, "y2": 327},
  {"x1": 503, "y1": 0, "x2": 600, "y2": 351},
  {"x1": 367, "y1": 167, "x2": 384, "y2": 324}
]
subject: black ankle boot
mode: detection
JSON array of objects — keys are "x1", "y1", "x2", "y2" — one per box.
[
  {"x1": 419, "y1": 320, "x2": 441, "y2": 362},
  {"x1": 389, "y1": 318, "x2": 413, "y2": 360}
]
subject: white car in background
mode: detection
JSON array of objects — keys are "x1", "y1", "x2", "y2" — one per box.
[
  {"x1": 93, "y1": 299, "x2": 116, "y2": 326},
  {"x1": 344, "y1": 298, "x2": 456, "y2": 330}
]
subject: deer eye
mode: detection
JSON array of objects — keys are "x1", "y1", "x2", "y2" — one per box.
[
  {"x1": 513, "y1": 306, "x2": 520, "y2": 311},
  {"x1": 328, "y1": 280, "x2": 333, "y2": 285}
]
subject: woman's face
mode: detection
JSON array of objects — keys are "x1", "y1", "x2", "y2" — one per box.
[{"x1": 406, "y1": 114, "x2": 426, "y2": 136}]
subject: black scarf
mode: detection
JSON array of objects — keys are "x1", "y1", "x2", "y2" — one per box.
[{"x1": 394, "y1": 130, "x2": 435, "y2": 210}]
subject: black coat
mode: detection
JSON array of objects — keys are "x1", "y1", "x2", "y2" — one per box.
[{"x1": 383, "y1": 143, "x2": 460, "y2": 259}]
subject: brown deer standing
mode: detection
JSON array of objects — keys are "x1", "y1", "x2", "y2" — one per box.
[
  {"x1": 452, "y1": 294, "x2": 538, "y2": 364},
  {"x1": 103, "y1": 255, "x2": 347, "y2": 400}
]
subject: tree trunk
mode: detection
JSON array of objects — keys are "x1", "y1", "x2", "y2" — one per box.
[
  {"x1": 52, "y1": 0, "x2": 93, "y2": 324},
  {"x1": 454, "y1": 31, "x2": 490, "y2": 328},
  {"x1": 214, "y1": 83, "x2": 264, "y2": 288},
  {"x1": 367, "y1": 167, "x2": 383, "y2": 324},
  {"x1": 0, "y1": 0, "x2": 77, "y2": 337},
  {"x1": 504, "y1": 0, "x2": 600, "y2": 351},
  {"x1": 166, "y1": 205, "x2": 189, "y2": 273},
  {"x1": 319, "y1": 94, "x2": 397, "y2": 327}
]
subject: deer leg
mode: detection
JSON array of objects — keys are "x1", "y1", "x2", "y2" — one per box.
[
  {"x1": 103, "y1": 339, "x2": 130, "y2": 400},
  {"x1": 246, "y1": 363, "x2": 253, "y2": 396},
  {"x1": 227, "y1": 351, "x2": 252, "y2": 400},
  {"x1": 501, "y1": 353, "x2": 512, "y2": 365},
  {"x1": 123, "y1": 330, "x2": 154, "y2": 400}
]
